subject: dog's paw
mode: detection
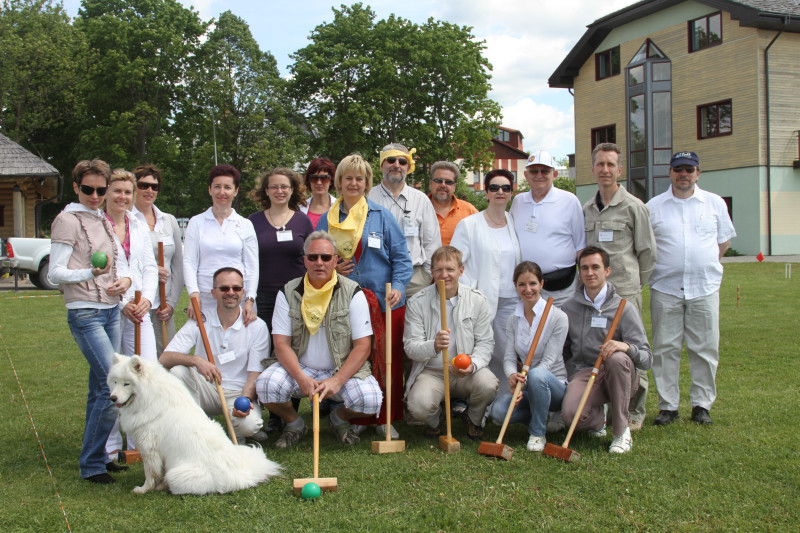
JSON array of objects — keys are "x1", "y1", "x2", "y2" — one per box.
[{"x1": 132, "y1": 485, "x2": 150, "y2": 495}]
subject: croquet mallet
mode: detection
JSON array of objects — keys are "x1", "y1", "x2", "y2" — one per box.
[
  {"x1": 437, "y1": 280, "x2": 460, "y2": 453},
  {"x1": 293, "y1": 393, "x2": 338, "y2": 494},
  {"x1": 157, "y1": 241, "x2": 168, "y2": 343},
  {"x1": 372, "y1": 283, "x2": 405, "y2": 454},
  {"x1": 121, "y1": 291, "x2": 144, "y2": 464},
  {"x1": 478, "y1": 297, "x2": 554, "y2": 460},
  {"x1": 190, "y1": 295, "x2": 238, "y2": 445},
  {"x1": 543, "y1": 299, "x2": 627, "y2": 462}
]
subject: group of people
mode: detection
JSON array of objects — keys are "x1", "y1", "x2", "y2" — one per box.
[{"x1": 51, "y1": 142, "x2": 734, "y2": 485}]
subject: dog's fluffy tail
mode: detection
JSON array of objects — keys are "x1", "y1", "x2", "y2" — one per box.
[{"x1": 166, "y1": 445, "x2": 282, "y2": 495}]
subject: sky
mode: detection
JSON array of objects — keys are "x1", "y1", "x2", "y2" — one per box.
[{"x1": 61, "y1": 0, "x2": 641, "y2": 160}]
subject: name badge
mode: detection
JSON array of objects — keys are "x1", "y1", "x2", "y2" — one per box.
[
  {"x1": 368, "y1": 234, "x2": 382, "y2": 248},
  {"x1": 276, "y1": 230, "x2": 293, "y2": 242},
  {"x1": 591, "y1": 316, "x2": 607, "y2": 328},
  {"x1": 404, "y1": 225, "x2": 419, "y2": 237},
  {"x1": 525, "y1": 220, "x2": 539, "y2": 233},
  {"x1": 217, "y1": 350, "x2": 236, "y2": 364},
  {"x1": 598, "y1": 230, "x2": 613, "y2": 242}
]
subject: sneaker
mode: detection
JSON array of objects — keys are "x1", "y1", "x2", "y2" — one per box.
[
  {"x1": 264, "y1": 413, "x2": 283, "y2": 434},
  {"x1": 351, "y1": 424, "x2": 369, "y2": 436},
  {"x1": 375, "y1": 423, "x2": 400, "y2": 439},
  {"x1": 608, "y1": 427, "x2": 632, "y2": 454},
  {"x1": 588, "y1": 422, "x2": 607, "y2": 438},
  {"x1": 329, "y1": 414, "x2": 360, "y2": 446},
  {"x1": 526, "y1": 435, "x2": 546, "y2": 452},
  {"x1": 546, "y1": 412, "x2": 565, "y2": 433},
  {"x1": 425, "y1": 423, "x2": 443, "y2": 439},
  {"x1": 274, "y1": 424, "x2": 307, "y2": 449},
  {"x1": 451, "y1": 399, "x2": 468, "y2": 417},
  {"x1": 462, "y1": 413, "x2": 484, "y2": 441},
  {"x1": 249, "y1": 429, "x2": 269, "y2": 443},
  {"x1": 691, "y1": 406, "x2": 713, "y2": 425},
  {"x1": 653, "y1": 410, "x2": 679, "y2": 426}
]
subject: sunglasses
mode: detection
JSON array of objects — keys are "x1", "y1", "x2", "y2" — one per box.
[
  {"x1": 306, "y1": 254, "x2": 334, "y2": 263},
  {"x1": 526, "y1": 168, "x2": 552, "y2": 175},
  {"x1": 79, "y1": 184, "x2": 108, "y2": 196},
  {"x1": 671, "y1": 166, "x2": 697, "y2": 174},
  {"x1": 309, "y1": 174, "x2": 331, "y2": 182},
  {"x1": 384, "y1": 157, "x2": 408, "y2": 166},
  {"x1": 215, "y1": 285, "x2": 243, "y2": 293},
  {"x1": 136, "y1": 181, "x2": 160, "y2": 192},
  {"x1": 487, "y1": 184, "x2": 512, "y2": 193},
  {"x1": 431, "y1": 178, "x2": 456, "y2": 186}
]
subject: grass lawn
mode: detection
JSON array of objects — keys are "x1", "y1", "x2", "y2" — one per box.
[{"x1": 1, "y1": 262, "x2": 797, "y2": 532}]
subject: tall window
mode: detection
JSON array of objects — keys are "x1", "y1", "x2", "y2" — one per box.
[
  {"x1": 595, "y1": 46, "x2": 620, "y2": 80},
  {"x1": 591, "y1": 125, "x2": 616, "y2": 149},
  {"x1": 0, "y1": 205, "x2": 5, "y2": 227},
  {"x1": 698, "y1": 100, "x2": 732, "y2": 139},
  {"x1": 689, "y1": 12, "x2": 722, "y2": 52},
  {"x1": 496, "y1": 129, "x2": 510, "y2": 143}
]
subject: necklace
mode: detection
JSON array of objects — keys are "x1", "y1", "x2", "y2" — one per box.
[
  {"x1": 266, "y1": 208, "x2": 292, "y2": 228},
  {"x1": 484, "y1": 210, "x2": 506, "y2": 227}
]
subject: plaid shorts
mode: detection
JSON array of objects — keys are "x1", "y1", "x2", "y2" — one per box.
[{"x1": 256, "y1": 362, "x2": 382, "y2": 415}]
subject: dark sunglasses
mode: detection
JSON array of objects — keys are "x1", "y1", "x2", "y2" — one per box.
[
  {"x1": 487, "y1": 184, "x2": 512, "y2": 193},
  {"x1": 136, "y1": 181, "x2": 160, "y2": 192},
  {"x1": 79, "y1": 184, "x2": 108, "y2": 196},
  {"x1": 306, "y1": 253, "x2": 334, "y2": 262},
  {"x1": 431, "y1": 178, "x2": 456, "y2": 186},
  {"x1": 215, "y1": 285, "x2": 243, "y2": 293},
  {"x1": 384, "y1": 157, "x2": 408, "y2": 166},
  {"x1": 309, "y1": 174, "x2": 331, "y2": 182}
]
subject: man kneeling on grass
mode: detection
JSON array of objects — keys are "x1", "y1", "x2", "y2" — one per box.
[
  {"x1": 256, "y1": 231, "x2": 381, "y2": 447},
  {"x1": 561, "y1": 246, "x2": 652, "y2": 454}
]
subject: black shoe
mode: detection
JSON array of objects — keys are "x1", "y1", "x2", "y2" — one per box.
[
  {"x1": 691, "y1": 406, "x2": 713, "y2": 425},
  {"x1": 105, "y1": 461, "x2": 129, "y2": 472},
  {"x1": 425, "y1": 424, "x2": 443, "y2": 439},
  {"x1": 462, "y1": 412, "x2": 484, "y2": 441},
  {"x1": 85, "y1": 473, "x2": 115, "y2": 484},
  {"x1": 265, "y1": 412, "x2": 283, "y2": 434},
  {"x1": 653, "y1": 410, "x2": 679, "y2": 426}
]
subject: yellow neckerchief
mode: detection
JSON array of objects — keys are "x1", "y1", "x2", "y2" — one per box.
[
  {"x1": 301, "y1": 272, "x2": 338, "y2": 335},
  {"x1": 379, "y1": 148, "x2": 417, "y2": 174},
  {"x1": 326, "y1": 196, "x2": 368, "y2": 260}
]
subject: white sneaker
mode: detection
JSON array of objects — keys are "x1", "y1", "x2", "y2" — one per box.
[
  {"x1": 351, "y1": 424, "x2": 369, "y2": 436},
  {"x1": 609, "y1": 427, "x2": 632, "y2": 454},
  {"x1": 546, "y1": 412, "x2": 565, "y2": 433},
  {"x1": 526, "y1": 435, "x2": 546, "y2": 452},
  {"x1": 588, "y1": 422, "x2": 607, "y2": 438},
  {"x1": 375, "y1": 423, "x2": 399, "y2": 439}
]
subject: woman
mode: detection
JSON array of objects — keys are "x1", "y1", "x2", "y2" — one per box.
[
  {"x1": 317, "y1": 154, "x2": 412, "y2": 437},
  {"x1": 103, "y1": 169, "x2": 159, "y2": 460},
  {"x1": 248, "y1": 168, "x2": 313, "y2": 331},
  {"x1": 49, "y1": 159, "x2": 132, "y2": 483},
  {"x1": 450, "y1": 169, "x2": 521, "y2": 382},
  {"x1": 131, "y1": 164, "x2": 184, "y2": 353},
  {"x1": 489, "y1": 261, "x2": 568, "y2": 452},
  {"x1": 183, "y1": 164, "x2": 258, "y2": 323},
  {"x1": 300, "y1": 157, "x2": 337, "y2": 229}
]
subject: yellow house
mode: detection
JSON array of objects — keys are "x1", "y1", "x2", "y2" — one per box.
[{"x1": 549, "y1": 0, "x2": 800, "y2": 255}]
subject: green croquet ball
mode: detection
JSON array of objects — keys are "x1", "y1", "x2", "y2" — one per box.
[
  {"x1": 300, "y1": 482, "x2": 321, "y2": 499},
  {"x1": 91, "y1": 251, "x2": 108, "y2": 269}
]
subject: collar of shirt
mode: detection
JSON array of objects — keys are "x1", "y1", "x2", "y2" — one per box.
[
  {"x1": 521, "y1": 186, "x2": 556, "y2": 205},
  {"x1": 667, "y1": 184, "x2": 708, "y2": 204},
  {"x1": 207, "y1": 307, "x2": 244, "y2": 331},
  {"x1": 583, "y1": 283, "x2": 608, "y2": 311}
]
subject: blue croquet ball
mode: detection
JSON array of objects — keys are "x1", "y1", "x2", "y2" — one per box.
[
  {"x1": 301, "y1": 482, "x2": 321, "y2": 499},
  {"x1": 233, "y1": 396, "x2": 251, "y2": 412}
]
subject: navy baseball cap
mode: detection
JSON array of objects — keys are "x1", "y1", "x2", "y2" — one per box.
[{"x1": 670, "y1": 151, "x2": 699, "y2": 167}]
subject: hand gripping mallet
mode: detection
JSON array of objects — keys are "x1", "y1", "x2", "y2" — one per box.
[
  {"x1": 157, "y1": 241, "x2": 168, "y2": 343},
  {"x1": 190, "y1": 295, "x2": 238, "y2": 445},
  {"x1": 293, "y1": 393, "x2": 338, "y2": 495},
  {"x1": 437, "y1": 280, "x2": 460, "y2": 453},
  {"x1": 122, "y1": 291, "x2": 144, "y2": 464},
  {"x1": 479, "y1": 297, "x2": 554, "y2": 460},
  {"x1": 543, "y1": 299, "x2": 627, "y2": 462},
  {"x1": 372, "y1": 283, "x2": 405, "y2": 454}
]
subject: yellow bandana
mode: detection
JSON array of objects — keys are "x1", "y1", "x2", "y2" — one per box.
[
  {"x1": 380, "y1": 148, "x2": 417, "y2": 174},
  {"x1": 326, "y1": 196, "x2": 368, "y2": 260},
  {"x1": 301, "y1": 271, "x2": 338, "y2": 335}
]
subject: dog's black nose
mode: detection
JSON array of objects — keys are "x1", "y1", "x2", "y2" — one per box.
[{"x1": 110, "y1": 395, "x2": 117, "y2": 402}]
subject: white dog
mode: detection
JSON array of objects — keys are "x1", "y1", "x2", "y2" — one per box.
[{"x1": 107, "y1": 354, "x2": 281, "y2": 495}]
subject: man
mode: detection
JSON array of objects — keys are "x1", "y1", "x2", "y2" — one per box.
[
  {"x1": 561, "y1": 247, "x2": 652, "y2": 454},
  {"x1": 647, "y1": 151, "x2": 736, "y2": 426},
  {"x1": 403, "y1": 246, "x2": 498, "y2": 440},
  {"x1": 582, "y1": 143, "x2": 656, "y2": 430},
  {"x1": 427, "y1": 160, "x2": 477, "y2": 246},
  {"x1": 161, "y1": 267, "x2": 268, "y2": 443},
  {"x1": 510, "y1": 150, "x2": 586, "y2": 308},
  {"x1": 368, "y1": 143, "x2": 442, "y2": 298},
  {"x1": 256, "y1": 231, "x2": 382, "y2": 447}
]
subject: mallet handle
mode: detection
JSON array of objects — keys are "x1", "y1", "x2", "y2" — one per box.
[
  {"x1": 157, "y1": 241, "x2": 169, "y2": 344},
  {"x1": 134, "y1": 291, "x2": 142, "y2": 355},
  {"x1": 384, "y1": 283, "x2": 392, "y2": 442},
  {"x1": 190, "y1": 295, "x2": 238, "y2": 445},
  {"x1": 313, "y1": 393, "x2": 320, "y2": 479},
  {"x1": 438, "y1": 280, "x2": 453, "y2": 440}
]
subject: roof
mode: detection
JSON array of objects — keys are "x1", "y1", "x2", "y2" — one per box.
[
  {"x1": 549, "y1": 0, "x2": 800, "y2": 88},
  {"x1": 0, "y1": 133, "x2": 59, "y2": 178}
]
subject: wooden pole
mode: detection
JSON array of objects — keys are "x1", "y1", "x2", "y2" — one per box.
[
  {"x1": 133, "y1": 291, "x2": 142, "y2": 356},
  {"x1": 157, "y1": 241, "x2": 168, "y2": 342},
  {"x1": 438, "y1": 280, "x2": 460, "y2": 453},
  {"x1": 372, "y1": 283, "x2": 405, "y2": 453},
  {"x1": 293, "y1": 393, "x2": 338, "y2": 494}
]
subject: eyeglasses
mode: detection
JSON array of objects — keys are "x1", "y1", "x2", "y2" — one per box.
[
  {"x1": 214, "y1": 285, "x2": 243, "y2": 293},
  {"x1": 526, "y1": 168, "x2": 552, "y2": 175},
  {"x1": 384, "y1": 157, "x2": 408, "y2": 166},
  {"x1": 306, "y1": 253, "x2": 334, "y2": 263},
  {"x1": 487, "y1": 184, "x2": 512, "y2": 193},
  {"x1": 136, "y1": 181, "x2": 160, "y2": 192},
  {"x1": 309, "y1": 174, "x2": 331, "y2": 182},
  {"x1": 431, "y1": 178, "x2": 456, "y2": 186},
  {"x1": 268, "y1": 185, "x2": 292, "y2": 191},
  {"x1": 671, "y1": 166, "x2": 697, "y2": 174},
  {"x1": 79, "y1": 184, "x2": 108, "y2": 196}
]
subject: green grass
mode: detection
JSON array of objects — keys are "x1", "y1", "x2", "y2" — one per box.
[{"x1": 1, "y1": 262, "x2": 798, "y2": 532}]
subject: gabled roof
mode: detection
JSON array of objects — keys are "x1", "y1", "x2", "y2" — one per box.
[
  {"x1": 0, "y1": 133, "x2": 59, "y2": 178},
  {"x1": 549, "y1": 0, "x2": 800, "y2": 88}
]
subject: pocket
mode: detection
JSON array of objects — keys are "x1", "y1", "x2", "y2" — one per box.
[
  {"x1": 696, "y1": 217, "x2": 717, "y2": 235},
  {"x1": 69, "y1": 308, "x2": 101, "y2": 322}
]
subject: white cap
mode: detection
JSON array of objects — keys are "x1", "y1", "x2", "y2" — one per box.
[{"x1": 525, "y1": 150, "x2": 556, "y2": 169}]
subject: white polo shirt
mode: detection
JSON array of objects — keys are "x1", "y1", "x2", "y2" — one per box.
[
  {"x1": 647, "y1": 185, "x2": 736, "y2": 300},
  {"x1": 509, "y1": 186, "x2": 586, "y2": 274}
]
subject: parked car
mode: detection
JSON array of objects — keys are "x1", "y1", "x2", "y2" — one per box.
[{"x1": 1, "y1": 237, "x2": 57, "y2": 290}]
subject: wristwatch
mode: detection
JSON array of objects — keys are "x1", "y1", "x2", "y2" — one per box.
[{"x1": 245, "y1": 296, "x2": 255, "y2": 304}]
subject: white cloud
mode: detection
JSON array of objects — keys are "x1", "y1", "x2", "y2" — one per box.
[{"x1": 501, "y1": 98, "x2": 574, "y2": 157}]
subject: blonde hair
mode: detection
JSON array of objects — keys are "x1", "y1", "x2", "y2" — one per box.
[
  {"x1": 105, "y1": 168, "x2": 137, "y2": 210},
  {"x1": 334, "y1": 154, "x2": 373, "y2": 195}
]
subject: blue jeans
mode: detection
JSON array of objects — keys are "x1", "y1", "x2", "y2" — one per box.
[
  {"x1": 67, "y1": 306, "x2": 120, "y2": 478},
  {"x1": 490, "y1": 367, "x2": 566, "y2": 436}
]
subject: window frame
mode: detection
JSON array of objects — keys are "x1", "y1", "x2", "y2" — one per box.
[
  {"x1": 697, "y1": 99, "x2": 733, "y2": 140},
  {"x1": 688, "y1": 12, "x2": 723, "y2": 53},
  {"x1": 591, "y1": 125, "x2": 617, "y2": 150},
  {"x1": 595, "y1": 46, "x2": 621, "y2": 81}
]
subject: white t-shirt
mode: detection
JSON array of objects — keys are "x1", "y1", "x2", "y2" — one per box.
[{"x1": 490, "y1": 225, "x2": 518, "y2": 298}]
